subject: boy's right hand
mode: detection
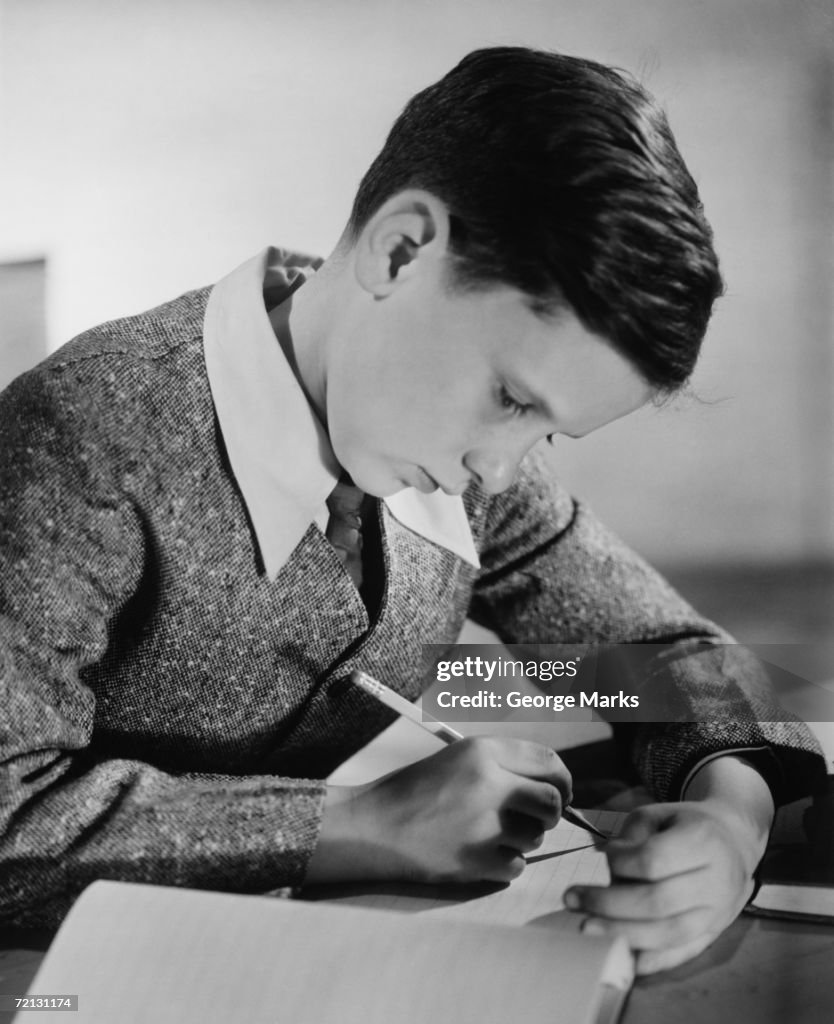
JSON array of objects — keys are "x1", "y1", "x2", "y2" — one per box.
[{"x1": 304, "y1": 736, "x2": 571, "y2": 885}]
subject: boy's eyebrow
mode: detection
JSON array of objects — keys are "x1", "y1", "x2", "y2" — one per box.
[{"x1": 515, "y1": 378, "x2": 586, "y2": 439}]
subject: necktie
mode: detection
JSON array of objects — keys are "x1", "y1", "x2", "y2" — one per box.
[{"x1": 325, "y1": 477, "x2": 366, "y2": 590}]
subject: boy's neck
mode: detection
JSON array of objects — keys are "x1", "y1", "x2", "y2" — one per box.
[{"x1": 268, "y1": 254, "x2": 343, "y2": 426}]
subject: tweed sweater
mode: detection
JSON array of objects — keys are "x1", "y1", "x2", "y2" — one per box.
[{"x1": 0, "y1": 286, "x2": 825, "y2": 927}]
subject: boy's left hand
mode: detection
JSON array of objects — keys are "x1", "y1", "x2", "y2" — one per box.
[{"x1": 564, "y1": 756, "x2": 774, "y2": 975}]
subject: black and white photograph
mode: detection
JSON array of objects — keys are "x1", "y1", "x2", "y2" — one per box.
[{"x1": 0, "y1": 2, "x2": 832, "y2": 1021}]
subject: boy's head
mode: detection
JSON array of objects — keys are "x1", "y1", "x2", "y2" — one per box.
[{"x1": 346, "y1": 46, "x2": 723, "y2": 395}]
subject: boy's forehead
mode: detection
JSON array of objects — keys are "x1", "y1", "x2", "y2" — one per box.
[
  {"x1": 499, "y1": 310, "x2": 655, "y2": 434},
  {"x1": 372, "y1": 261, "x2": 653, "y2": 430}
]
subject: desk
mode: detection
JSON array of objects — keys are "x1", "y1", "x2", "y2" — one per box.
[
  {"x1": 2, "y1": 720, "x2": 832, "y2": 1023},
  {"x1": 328, "y1": 717, "x2": 834, "y2": 1023}
]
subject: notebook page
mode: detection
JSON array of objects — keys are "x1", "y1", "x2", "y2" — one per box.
[{"x1": 20, "y1": 880, "x2": 629, "y2": 1024}]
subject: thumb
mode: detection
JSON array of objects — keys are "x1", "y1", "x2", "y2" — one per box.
[
  {"x1": 612, "y1": 803, "x2": 677, "y2": 846},
  {"x1": 605, "y1": 804, "x2": 683, "y2": 881}
]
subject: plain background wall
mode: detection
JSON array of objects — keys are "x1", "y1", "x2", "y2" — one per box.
[
  {"x1": 0, "y1": 259, "x2": 46, "y2": 390},
  {"x1": 1, "y1": 0, "x2": 832, "y2": 568}
]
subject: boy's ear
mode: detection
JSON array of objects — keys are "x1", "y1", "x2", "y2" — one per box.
[{"x1": 353, "y1": 190, "x2": 451, "y2": 297}]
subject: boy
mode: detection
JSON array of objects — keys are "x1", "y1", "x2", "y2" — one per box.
[{"x1": 0, "y1": 47, "x2": 824, "y2": 974}]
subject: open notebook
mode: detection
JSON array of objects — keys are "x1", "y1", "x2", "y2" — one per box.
[{"x1": 18, "y1": 810, "x2": 631, "y2": 1024}]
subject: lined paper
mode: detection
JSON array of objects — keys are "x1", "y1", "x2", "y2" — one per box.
[{"x1": 19, "y1": 878, "x2": 632, "y2": 1024}]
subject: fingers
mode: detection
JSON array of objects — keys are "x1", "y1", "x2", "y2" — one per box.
[
  {"x1": 433, "y1": 738, "x2": 569, "y2": 878},
  {"x1": 563, "y1": 802, "x2": 758, "y2": 976},
  {"x1": 453, "y1": 736, "x2": 571, "y2": 827},
  {"x1": 509, "y1": 778, "x2": 564, "y2": 829},
  {"x1": 582, "y1": 907, "x2": 721, "y2": 976},
  {"x1": 472, "y1": 845, "x2": 528, "y2": 883},
  {"x1": 582, "y1": 904, "x2": 715, "y2": 947},
  {"x1": 605, "y1": 805, "x2": 711, "y2": 882},
  {"x1": 500, "y1": 809, "x2": 547, "y2": 854},
  {"x1": 351, "y1": 735, "x2": 572, "y2": 886},
  {"x1": 570, "y1": 874, "x2": 740, "y2": 978},
  {"x1": 570, "y1": 871, "x2": 706, "y2": 920},
  {"x1": 488, "y1": 738, "x2": 573, "y2": 803},
  {"x1": 464, "y1": 737, "x2": 570, "y2": 831}
]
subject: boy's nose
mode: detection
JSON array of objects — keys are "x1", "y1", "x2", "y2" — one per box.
[{"x1": 463, "y1": 448, "x2": 520, "y2": 495}]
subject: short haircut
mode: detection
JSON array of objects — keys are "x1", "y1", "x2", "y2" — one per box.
[{"x1": 348, "y1": 46, "x2": 724, "y2": 393}]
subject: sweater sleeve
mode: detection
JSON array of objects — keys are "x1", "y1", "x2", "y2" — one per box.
[
  {"x1": 468, "y1": 449, "x2": 827, "y2": 804},
  {"x1": 0, "y1": 370, "x2": 326, "y2": 928}
]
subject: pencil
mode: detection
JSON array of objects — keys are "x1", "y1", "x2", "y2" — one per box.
[
  {"x1": 350, "y1": 669, "x2": 610, "y2": 841},
  {"x1": 351, "y1": 669, "x2": 464, "y2": 745}
]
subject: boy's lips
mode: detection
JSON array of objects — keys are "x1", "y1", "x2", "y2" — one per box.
[
  {"x1": 414, "y1": 466, "x2": 439, "y2": 493},
  {"x1": 414, "y1": 467, "x2": 469, "y2": 496}
]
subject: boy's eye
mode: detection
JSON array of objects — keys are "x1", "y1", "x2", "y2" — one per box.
[{"x1": 499, "y1": 385, "x2": 530, "y2": 417}]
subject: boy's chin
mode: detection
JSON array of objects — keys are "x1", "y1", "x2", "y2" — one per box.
[{"x1": 339, "y1": 463, "x2": 401, "y2": 499}]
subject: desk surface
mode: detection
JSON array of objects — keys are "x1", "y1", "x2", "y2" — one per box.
[
  {"x1": 332, "y1": 718, "x2": 834, "y2": 1023},
  {"x1": 2, "y1": 720, "x2": 832, "y2": 1023}
]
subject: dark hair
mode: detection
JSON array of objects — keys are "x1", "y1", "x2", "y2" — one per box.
[{"x1": 348, "y1": 46, "x2": 724, "y2": 392}]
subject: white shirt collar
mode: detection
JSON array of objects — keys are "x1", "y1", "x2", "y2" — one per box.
[{"x1": 203, "y1": 247, "x2": 480, "y2": 578}]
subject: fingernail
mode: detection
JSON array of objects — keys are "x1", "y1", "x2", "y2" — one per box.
[
  {"x1": 581, "y1": 918, "x2": 606, "y2": 936},
  {"x1": 564, "y1": 889, "x2": 581, "y2": 910}
]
